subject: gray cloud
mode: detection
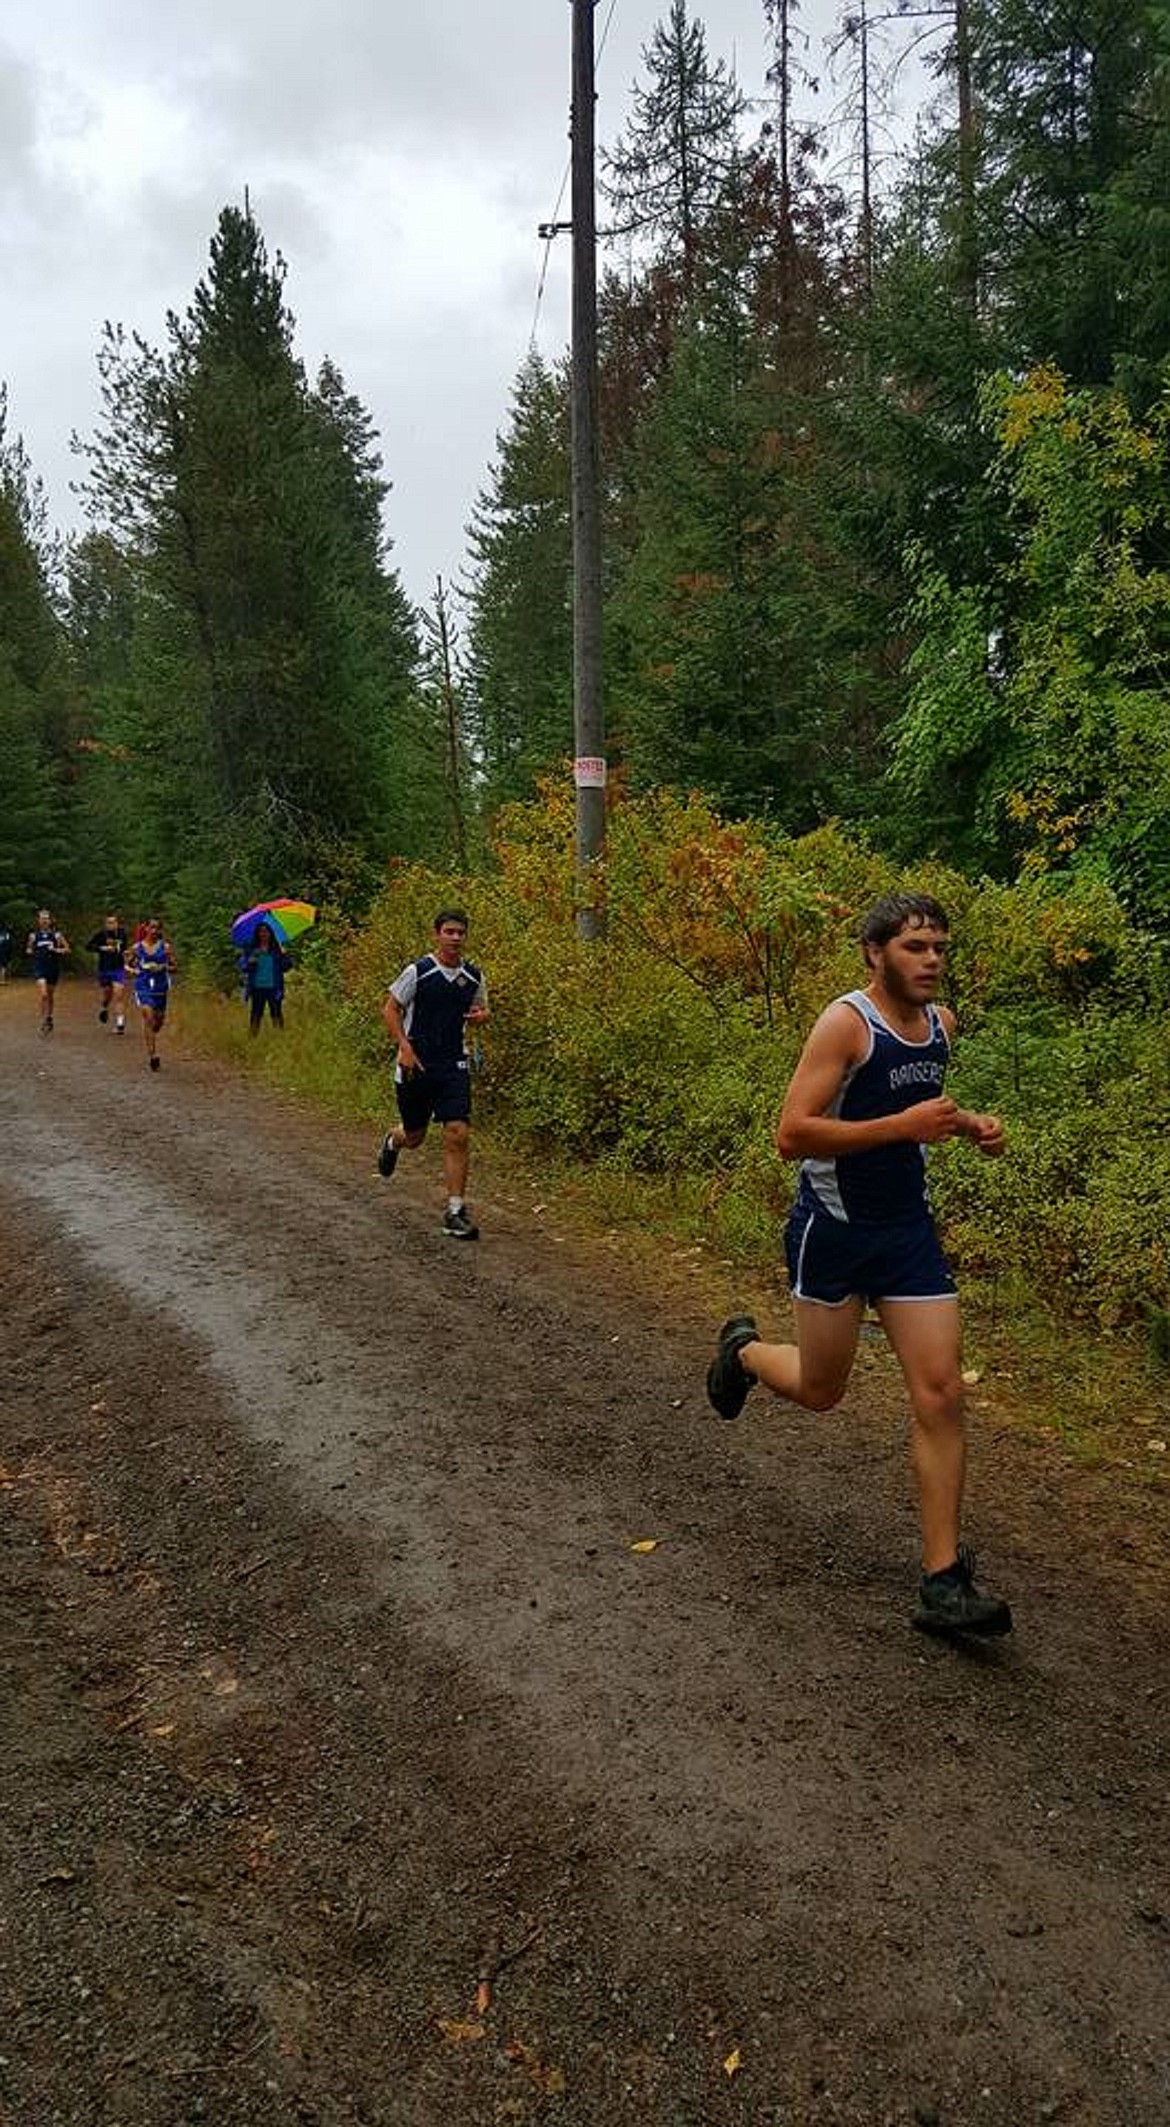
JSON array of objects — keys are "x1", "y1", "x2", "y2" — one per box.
[{"x1": 2, "y1": 0, "x2": 843, "y2": 605}]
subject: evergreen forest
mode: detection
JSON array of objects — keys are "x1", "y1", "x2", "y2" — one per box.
[{"x1": 3, "y1": 0, "x2": 1170, "y2": 1329}]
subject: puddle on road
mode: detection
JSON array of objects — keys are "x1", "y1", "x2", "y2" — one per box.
[{"x1": 4, "y1": 1134, "x2": 373, "y2": 1494}]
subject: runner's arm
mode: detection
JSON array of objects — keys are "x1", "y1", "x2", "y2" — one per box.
[
  {"x1": 382, "y1": 979, "x2": 421, "y2": 1068},
  {"x1": 934, "y1": 1007, "x2": 1006, "y2": 1155}
]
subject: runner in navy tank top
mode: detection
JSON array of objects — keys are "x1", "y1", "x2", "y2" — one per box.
[
  {"x1": 26, "y1": 909, "x2": 71, "y2": 1036},
  {"x1": 705, "y1": 892, "x2": 1013, "y2": 1642}
]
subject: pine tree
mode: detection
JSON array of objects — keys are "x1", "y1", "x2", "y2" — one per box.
[
  {"x1": 603, "y1": 0, "x2": 746, "y2": 286},
  {"x1": 0, "y1": 393, "x2": 71, "y2": 910},
  {"x1": 74, "y1": 206, "x2": 421, "y2": 929},
  {"x1": 973, "y1": 0, "x2": 1159, "y2": 380},
  {"x1": 463, "y1": 354, "x2": 574, "y2": 808},
  {"x1": 610, "y1": 178, "x2": 870, "y2": 824}
]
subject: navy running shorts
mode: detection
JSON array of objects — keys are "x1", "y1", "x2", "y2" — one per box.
[
  {"x1": 785, "y1": 1193, "x2": 957, "y2": 1307},
  {"x1": 396, "y1": 1059, "x2": 472, "y2": 1131}
]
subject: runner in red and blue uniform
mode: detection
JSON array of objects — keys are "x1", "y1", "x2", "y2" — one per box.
[{"x1": 705, "y1": 892, "x2": 1013, "y2": 1641}]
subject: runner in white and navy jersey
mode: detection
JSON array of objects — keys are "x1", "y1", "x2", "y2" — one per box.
[
  {"x1": 706, "y1": 892, "x2": 1013, "y2": 1641},
  {"x1": 376, "y1": 909, "x2": 490, "y2": 1239}
]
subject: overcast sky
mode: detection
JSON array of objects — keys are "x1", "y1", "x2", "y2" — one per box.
[{"x1": 2, "y1": 0, "x2": 925, "y2": 610}]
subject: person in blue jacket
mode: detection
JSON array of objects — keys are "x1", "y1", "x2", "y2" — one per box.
[{"x1": 242, "y1": 921, "x2": 291, "y2": 1034}]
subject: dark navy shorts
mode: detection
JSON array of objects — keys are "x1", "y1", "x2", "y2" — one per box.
[
  {"x1": 396, "y1": 1059, "x2": 471, "y2": 1131},
  {"x1": 785, "y1": 1194, "x2": 957, "y2": 1307}
]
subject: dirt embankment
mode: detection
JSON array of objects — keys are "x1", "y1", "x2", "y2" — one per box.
[{"x1": 1, "y1": 980, "x2": 1168, "y2": 2127}]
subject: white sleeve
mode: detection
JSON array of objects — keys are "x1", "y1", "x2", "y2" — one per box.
[
  {"x1": 474, "y1": 974, "x2": 489, "y2": 1010},
  {"x1": 389, "y1": 963, "x2": 418, "y2": 1008}
]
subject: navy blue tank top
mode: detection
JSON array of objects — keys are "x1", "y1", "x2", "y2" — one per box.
[
  {"x1": 30, "y1": 927, "x2": 64, "y2": 977},
  {"x1": 402, "y1": 955, "x2": 483, "y2": 1071},
  {"x1": 800, "y1": 990, "x2": 950, "y2": 1225}
]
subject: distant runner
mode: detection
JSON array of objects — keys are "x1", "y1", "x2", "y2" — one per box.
[
  {"x1": 25, "y1": 909, "x2": 71, "y2": 1035},
  {"x1": 85, "y1": 913, "x2": 129, "y2": 1032},
  {"x1": 377, "y1": 908, "x2": 490, "y2": 1240},
  {"x1": 705, "y1": 892, "x2": 1013, "y2": 1642},
  {"x1": 0, "y1": 918, "x2": 12, "y2": 982},
  {"x1": 125, "y1": 917, "x2": 177, "y2": 1072}
]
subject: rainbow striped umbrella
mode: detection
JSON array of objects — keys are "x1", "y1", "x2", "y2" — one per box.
[{"x1": 230, "y1": 898, "x2": 317, "y2": 949}]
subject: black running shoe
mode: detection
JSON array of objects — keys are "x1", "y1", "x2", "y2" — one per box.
[
  {"x1": 706, "y1": 1314, "x2": 760, "y2": 1420},
  {"x1": 99, "y1": 1006, "x2": 109, "y2": 1023},
  {"x1": 442, "y1": 1206, "x2": 479, "y2": 1240},
  {"x1": 913, "y1": 1545, "x2": 1012, "y2": 1639},
  {"x1": 149, "y1": 1055, "x2": 161, "y2": 1072},
  {"x1": 376, "y1": 1133, "x2": 399, "y2": 1178}
]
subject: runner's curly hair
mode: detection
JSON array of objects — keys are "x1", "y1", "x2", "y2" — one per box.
[{"x1": 859, "y1": 893, "x2": 949, "y2": 954}]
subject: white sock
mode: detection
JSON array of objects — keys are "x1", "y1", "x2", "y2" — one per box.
[{"x1": 447, "y1": 1196, "x2": 464, "y2": 1214}]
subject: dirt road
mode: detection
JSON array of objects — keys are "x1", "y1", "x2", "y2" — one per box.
[{"x1": 2, "y1": 980, "x2": 1168, "y2": 2127}]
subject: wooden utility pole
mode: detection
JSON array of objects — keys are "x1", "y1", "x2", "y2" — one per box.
[
  {"x1": 433, "y1": 575, "x2": 468, "y2": 869},
  {"x1": 570, "y1": 0, "x2": 606, "y2": 940},
  {"x1": 858, "y1": 0, "x2": 875, "y2": 302},
  {"x1": 954, "y1": 0, "x2": 978, "y2": 312}
]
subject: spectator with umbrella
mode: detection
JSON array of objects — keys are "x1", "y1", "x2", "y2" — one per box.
[{"x1": 230, "y1": 900, "x2": 315, "y2": 1037}]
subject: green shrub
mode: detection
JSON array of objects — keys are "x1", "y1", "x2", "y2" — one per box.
[{"x1": 336, "y1": 787, "x2": 1167, "y2": 1327}]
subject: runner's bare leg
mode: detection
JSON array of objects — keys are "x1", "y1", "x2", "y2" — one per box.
[
  {"x1": 740, "y1": 1297, "x2": 864, "y2": 1410},
  {"x1": 876, "y1": 1298, "x2": 966, "y2": 1574}
]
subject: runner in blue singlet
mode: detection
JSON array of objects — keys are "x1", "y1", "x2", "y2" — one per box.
[
  {"x1": 125, "y1": 917, "x2": 177, "y2": 1072},
  {"x1": 705, "y1": 892, "x2": 1013, "y2": 1642}
]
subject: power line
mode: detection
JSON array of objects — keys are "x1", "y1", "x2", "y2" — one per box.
[
  {"x1": 528, "y1": 0, "x2": 621, "y2": 354},
  {"x1": 596, "y1": 0, "x2": 621, "y2": 67},
  {"x1": 529, "y1": 161, "x2": 570, "y2": 351}
]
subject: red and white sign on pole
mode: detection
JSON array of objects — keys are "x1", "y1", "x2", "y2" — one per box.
[{"x1": 573, "y1": 755, "x2": 607, "y2": 789}]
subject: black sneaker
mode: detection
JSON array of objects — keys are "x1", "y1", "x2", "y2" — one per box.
[
  {"x1": 149, "y1": 1055, "x2": 161, "y2": 1072},
  {"x1": 706, "y1": 1314, "x2": 760, "y2": 1420},
  {"x1": 913, "y1": 1546, "x2": 1013, "y2": 1639},
  {"x1": 442, "y1": 1206, "x2": 479, "y2": 1241},
  {"x1": 99, "y1": 1006, "x2": 109, "y2": 1023},
  {"x1": 376, "y1": 1134, "x2": 399, "y2": 1179}
]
